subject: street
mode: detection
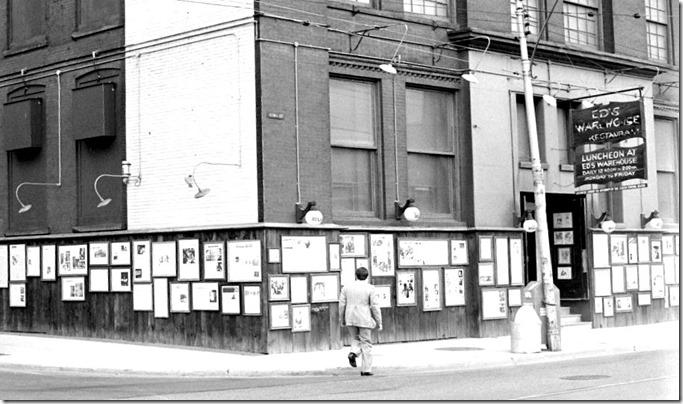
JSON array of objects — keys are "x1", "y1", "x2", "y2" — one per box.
[{"x1": 0, "y1": 349, "x2": 677, "y2": 400}]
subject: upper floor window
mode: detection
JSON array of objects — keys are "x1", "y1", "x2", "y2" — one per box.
[
  {"x1": 406, "y1": 87, "x2": 456, "y2": 216},
  {"x1": 654, "y1": 118, "x2": 679, "y2": 223},
  {"x1": 77, "y1": 0, "x2": 122, "y2": 33},
  {"x1": 516, "y1": 94, "x2": 546, "y2": 164},
  {"x1": 404, "y1": 0, "x2": 448, "y2": 17},
  {"x1": 8, "y1": 0, "x2": 46, "y2": 49},
  {"x1": 645, "y1": 0, "x2": 669, "y2": 62},
  {"x1": 563, "y1": 0, "x2": 599, "y2": 48},
  {"x1": 557, "y1": 101, "x2": 575, "y2": 166},
  {"x1": 330, "y1": 78, "x2": 379, "y2": 217},
  {"x1": 511, "y1": 0, "x2": 539, "y2": 35}
]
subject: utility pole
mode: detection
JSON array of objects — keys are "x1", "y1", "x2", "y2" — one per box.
[{"x1": 515, "y1": 0, "x2": 561, "y2": 351}]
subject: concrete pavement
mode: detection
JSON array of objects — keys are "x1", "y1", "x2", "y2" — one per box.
[{"x1": 0, "y1": 321, "x2": 678, "y2": 377}]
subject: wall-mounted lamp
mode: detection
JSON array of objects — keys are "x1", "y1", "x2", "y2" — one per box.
[
  {"x1": 94, "y1": 160, "x2": 140, "y2": 208},
  {"x1": 542, "y1": 82, "x2": 562, "y2": 106},
  {"x1": 295, "y1": 201, "x2": 323, "y2": 225},
  {"x1": 461, "y1": 36, "x2": 491, "y2": 84},
  {"x1": 519, "y1": 210, "x2": 538, "y2": 233},
  {"x1": 395, "y1": 198, "x2": 420, "y2": 222},
  {"x1": 594, "y1": 212, "x2": 616, "y2": 233},
  {"x1": 641, "y1": 210, "x2": 663, "y2": 230},
  {"x1": 185, "y1": 161, "x2": 236, "y2": 199},
  {"x1": 378, "y1": 24, "x2": 408, "y2": 74}
]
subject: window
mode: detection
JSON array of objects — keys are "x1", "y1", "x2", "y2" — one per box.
[
  {"x1": 645, "y1": 0, "x2": 669, "y2": 62},
  {"x1": 654, "y1": 118, "x2": 679, "y2": 223},
  {"x1": 516, "y1": 94, "x2": 546, "y2": 163},
  {"x1": 406, "y1": 88, "x2": 455, "y2": 215},
  {"x1": 511, "y1": 0, "x2": 539, "y2": 35},
  {"x1": 8, "y1": 0, "x2": 46, "y2": 49},
  {"x1": 404, "y1": 0, "x2": 448, "y2": 17},
  {"x1": 77, "y1": 0, "x2": 122, "y2": 32},
  {"x1": 330, "y1": 79, "x2": 379, "y2": 217},
  {"x1": 563, "y1": 0, "x2": 599, "y2": 48},
  {"x1": 557, "y1": 102, "x2": 576, "y2": 166}
]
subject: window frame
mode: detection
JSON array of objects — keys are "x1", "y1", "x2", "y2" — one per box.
[
  {"x1": 514, "y1": 93, "x2": 548, "y2": 167},
  {"x1": 562, "y1": 0, "x2": 600, "y2": 49},
  {"x1": 403, "y1": 0, "x2": 449, "y2": 18},
  {"x1": 7, "y1": 0, "x2": 47, "y2": 52},
  {"x1": 654, "y1": 116, "x2": 679, "y2": 224},
  {"x1": 511, "y1": 0, "x2": 541, "y2": 36},
  {"x1": 74, "y1": 0, "x2": 124, "y2": 38},
  {"x1": 645, "y1": 0, "x2": 670, "y2": 63}
]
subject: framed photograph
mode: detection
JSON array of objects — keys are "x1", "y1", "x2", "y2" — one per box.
[
  {"x1": 356, "y1": 258, "x2": 369, "y2": 270},
  {"x1": 422, "y1": 268, "x2": 442, "y2": 311},
  {"x1": 481, "y1": 288, "x2": 508, "y2": 320},
  {"x1": 396, "y1": 270, "x2": 417, "y2": 306},
  {"x1": 444, "y1": 268, "x2": 466, "y2": 307},
  {"x1": 9, "y1": 283, "x2": 26, "y2": 307},
  {"x1": 625, "y1": 265, "x2": 639, "y2": 290},
  {"x1": 553, "y1": 212, "x2": 573, "y2": 229},
  {"x1": 509, "y1": 238, "x2": 524, "y2": 286},
  {"x1": 58, "y1": 244, "x2": 88, "y2": 276},
  {"x1": 227, "y1": 240, "x2": 262, "y2": 281},
  {"x1": 328, "y1": 243, "x2": 341, "y2": 271},
  {"x1": 177, "y1": 239, "x2": 200, "y2": 281},
  {"x1": 557, "y1": 267, "x2": 572, "y2": 280},
  {"x1": 311, "y1": 273, "x2": 339, "y2": 303},
  {"x1": 290, "y1": 276, "x2": 308, "y2": 304},
  {"x1": 110, "y1": 267, "x2": 132, "y2": 293},
  {"x1": 663, "y1": 256, "x2": 676, "y2": 285},
  {"x1": 651, "y1": 264, "x2": 665, "y2": 299},
  {"x1": 627, "y1": 237, "x2": 638, "y2": 263},
  {"x1": 398, "y1": 239, "x2": 449, "y2": 267},
  {"x1": 615, "y1": 295, "x2": 632, "y2": 312},
  {"x1": 557, "y1": 247, "x2": 572, "y2": 265},
  {"x1": 0, "y1": 245, "x2": 7, "y2": 288},
  {"x1": 133, "y1": 283, "x2": 154, "y2": 311},
  {"x1": 89, "y1": 268, "x2": 110, "y2": 292},
  {"x1": 61, "y1": 276, "x2": 86, "y2": 302},
  {"x1": 593, "y1": 268, "x2": 612, "y2": 297},
  {"x1": 610, "y1": 235, "x2": 628, "y2": 264},
  {"x1": 281, "y1": 236, "x2": 327, "y2": 273},
  {"x1": 269, "y1": 303, "x2": 291, "y2": 330},
  {"x1": 508, "y1": 288, "x2": 523, "y2": 307},
  {"x1": 268, "y1": 274, "x2": 290, "y2": 301},
  {"x1": 221, "y1": 285, "x2": 241, "y2": 315},
  {"x1": 638, "y1": 264, "x2": 651, "y2": 291},
  {"x1": 651, "y1": 240, "x2": 662, "y2": 263},
  {"x1": 152, "y1": 241, "x2": 177, "y2": 277},
  {"x1": 478, "y1": 262, "x2": 495, "y2": 286},
  {"x1": 553, "y1": 231, "x2": 565, "y2": 245},
  {"x1": 562, "y1": 231, "x2": 574, "y2": 245},
  {"x1": 203, "y1": 241, "x2": 226, "y2": 280},
  {"x1": 291, "y1": 304, "x2": 311, "y2": 332},
  {"x1": 374, "y1": 284, "x2": 392, "y2": 308},
  {"x1": 450, "y1": 239, "x2": 469, "y2": 266},
  {"x1": 133, "y1": 240, "x2": 152, "y2": 283},
  {"x1": 669, "y1": 285, "x2": 679, "y2": 307},
  {"x1": 340, "y1": 258, "x2": 356, "y2": 288},
  {"x1": 111, "y1": 242, "x2": 131, "y2": 266},
  {"x1": 637, "y1": 235, "x2": 650, "y2": 263},
  {"x1": 592, "y1": 234, "x2": 610, "y2": 268},
  {"x1": 662, "y1": 235, "x2": 675, "y2": 255},
  {"x1": 170, "y1": 282, "x2": 191, "y2": 313},
  {"x1": 9, "y1": 244, "x2": 26, "y2": 282},
  {"x1": 495, "y1": 237, "x2": 509, "y2": 285},
  {"x1": 242, "y1": 285, "x2": 262, "y2": 316},
  {"x1": 192, "y1": 282, "x2": 220, "y2": 311},
  {"x1": 370, "y1": 234, "x2": 395, "y2": 277},
  {"x1": 479, "y1": 236, "x2": 493, "y2": 261},
  {"x1": 339, "y1": 234, "x2": 367, "y2": 258},
  {"x1": 26, "y1": 246, "x2": 40, "y2": 277},
  {"x1": 41, "y1": 245, "x2": 57, "y2": 281},
  {"x1": 153, "y1": 278, "x2": 169, "y2": 318},
  {"x1": 267, "y1": 248, "x2": 281, "y2": 264},
  {"x1": 603, "y1": 297, "x2": 614, "y2": 317},
  {"x1": 594, "y1": 297, "x2": 603, "y2": 314},
  {"x1": 89, "y1": 242, "x2": 109, "y2": 266},
  {"x1": 638, "y1": 292, "x2": 651, "y2": 306},
  {"x1": 611, "y1": 266, "x2": 625, "y2": 294}
]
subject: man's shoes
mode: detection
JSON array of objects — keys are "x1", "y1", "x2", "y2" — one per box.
[
  {"x1": 348, "y1": 353, "x2": 357, "y2": 368},
  {"x1": 360, "y1": 372, "x2": 374, "y2": 376}
]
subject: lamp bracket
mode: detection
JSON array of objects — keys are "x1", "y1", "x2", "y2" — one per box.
[
  {"x1": 296, "y1": 201, "x2": 317, "y2": 223},
  {"x1": 394, "y1": 198, "x2": 414, "y2": 220},
  {"x1": 640, "y1": 210, "x2": 661, "y2": 228}
]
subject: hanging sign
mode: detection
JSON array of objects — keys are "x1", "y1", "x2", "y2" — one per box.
[
  {"x1": 570, "y1": 100, "x2": 643, "y2": 146},
  {"x1": 574, "y1": 144, "x2": 647, "y2": 188}
]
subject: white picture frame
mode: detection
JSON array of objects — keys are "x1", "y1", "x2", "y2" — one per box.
[
  {"x1": 508, "y1": 288, "x2": 522, "y2": 307},
  {"x1": 26, "y1": 246, "x2": 40, "y2": 277},
  {"x1": 152, "y1": 241, "x2": 177, "y2": 278},
  {"x1": 637, "y1": 292, "x2": 651, "y2": 306},
  {"x1": 374, "y1": 284, "x2": 392, "y2": 308},
  {"x1": 170, "y1": 282, "x2": 191, "y2": 313},
  {"x1": 603, "y1": 297, "x2": 614, "y2": 317},
  {"x1": 58, "y1": 245, "x2": 88, "y2": 276},
  {"x1": 651, "y1": 240, "x2": 662, "y2": 263},
  {"x1": 221, "y1": 285, "x2": 241, "y2": 315},
  {"x1": 610, "y1": 234, "x2": 628, "y2": 264},
  {"x1": 638, "y1": 264, "x2": 651, "y2": 291},
  {"x1": 615, "y1": 295, "x2": 632, "y2": 312},
  {"x1": 328, "y1": 243, "x2": 341, "y2": 271},
  {"x1": 495, "y1": 237, "x2": 509, "y2": 285},
  {"x1": 340, "y1": 258, "x2": 356, "y2": 288},
  {"x1": 153, "y1": 278, "x2": 169, "y2": 318},
  {"x1": 481, "y1": 288, "x2": 507, "y2": 320},
  {"x1": 192, "y1": 282, "x2": 220, "y2": 311},
  {"x1": 267, "y1": 248, "x2": 281, "y2": 264},
  {"x1": 444, "y1": 268, "x2": 466, "y2": 307},
  {"x1": 627, "y1": 236, "x2": 638, "y2": 263},
  {"x1": 291, "y1": 304, "x2": 311, "y2": 332},
  {"x1": 290, "y1": 276, "x2": 308, "y2": 304},
  {"x1": 594, "y1": 297, "x2": 603, "y2": 313},
  {"x1": 397, "y1": 239, "x2": 450, "y2": 267},
  {"x1": 557, "y1": 247, "x2": 572, "y2": 265},
  {"x1": 669, "y1": 285, "x2": 679, "y2": 307},
  {"x1": 662, "y1": 235, "x2": 675, "y2": 255},
  {"x1": 110, "y1": 241, "x2": 131, "y2": 266},
  {"x1": 281, "y1": 236, "x2": 326, "y2": 273},
  {"x1": 9, "y1": 283, "x2": 26, "y2": 307},
  {"x1": 450, "y1": 239, "x2": 469, "y2": 265},
  {"x1": 89, "y1": 268, "x2": 110, "y2": 292},
  {"x1": 625, "y1": 265, "x2": 639, "y2": 290},
  {"x1": 177, "y1": 239, "x2": 200, "y2": 281},
  {"x1": 396, "y1": 270, "x2": 417, "y2": 307},
  {"x1": 339, "y1": 234, "x2": 367, "y2": 258},
  {"x1": 611, "y1": 265, "x2": 625, "y2": 294},
  {"x1": 592, "y1": 233, "x2": 610, "y2": 268},
  {"x1": 637, "y1": 235, "x2": 650, "y2": 263},
  {"x1": 110, "y1": 267, "x2": 132, "y2": 293},
  {"x1": 132, "y1": 240, "x2": 152, "y2": 283},
  {"x1": 651, "y1": 264, "x2": 665, "y2": 299},
  {"x1": 593, "y1": 268, "x2": 612, "y2": 297},
  {"x1": 553, "y1": 212, "x2": 573, "y2": 229},
  {"x1": 422, "y1": 268, "x2": 442, "y2": 312},
  {"x1": 227, "y1": 240, "x2": 262, "y2": 282},
  {"x1": 269, "y1": 303, "x2": 291, "y2": 330},
  {"x1": 311, "y1": 273, "x2": 339, "y2": 303},
  {"x1": 0, "y1": 245, "x2": 9, "y2": 288},
  {"x1": 41, "y1": 245, "x2": 56, "y2": 281},
  {"x1": 557, "y1": 267, "x2": 572, "y2": 280},
  {"x1": 61, "y1": 276, "x2": 86, "y2": 302},
  {"x1": 243, "y1": 285, "x2": 262, "y2": 316},
  {"x1": 9, "y1": 244, "x2": 26, "y2": 282},
  {"x1": 509, "y1": 238, "x2": 524, "y2": 286},
  {"x1": 203, "y1": 241, "x2": 226, "y2": 280},
  {"x1": 369, "y1": 234, "x2": 395, "y2": 277},
  {"x1": 479, "y1": 236, "x2": 493, "y2": 261},
  {"x1": 133, "y1": 283, "x2": 154, "y2": 311},
  {"x1": 89, "y1": 242, "x2": 110, "y2": 266},
  {"x1": 478, "y1": 262, "x2": 495, "y2": 286},
  {"x1": 268, "y1": 274, "x2": 290, "y2": 301}
]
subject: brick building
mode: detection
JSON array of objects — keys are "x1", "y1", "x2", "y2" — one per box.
[{"x1": 0, "y1": 0, "x2": 678, "y2": 353}]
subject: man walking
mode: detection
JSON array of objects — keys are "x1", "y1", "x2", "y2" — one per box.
[{"x1": 339, "y1": 266, "x2": 382, "y2": 376}]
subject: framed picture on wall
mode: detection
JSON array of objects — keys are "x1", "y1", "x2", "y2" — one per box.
[
  {"x1": 592, "y1": 234, "x2": 610, "y2": 268},
  {"x1": 291, "y1": 304, "x2": 311, "y2": 332},
  {"x1": 557, "y1": 247, "x2": 572, "y2": 265},
  {"x1": 269, "y1": 303, "x2": 291, "y2": 330},
  {"x1": 242, "y1": 285, "x2": 262, "y2": 316},
  {"x1": 58, "y1": 245, "x2": 88, "y2": 276},
  {"x1": 340, "y1": 258, "x2": 356, "y2": 288},
  {"x1": 110, "y1": 241, "x2": 131, "y2": 266},
  {"x1": 41, "y1": 245, "x2": 57, "y2": 282},
  {"x1": 0, "y1": 245, "x2": 7, "y2": 288},
  {"x1": 192, "y1": 282, "x2": 220, "y2": 311},
  {"x1": 311, "y1": 273, "x2": 339, "y2": 303},
  {"x1": 9, "y1": 283, "x2": 26, "y2": 307},
  {"x1": 170, "y1": 282, "x2": 191, "y2": 313},
  {"x1": 203, "y1": 241, "x2": 226, "y2": 280},
  {"x1": 267, "y1": 248, "x2": 281, "y2": 264},
  {"x1": 552, "y1": 212, "x2": 573, "y2": 229},
  {"x1": 651, "y1": 240, "x2": 662, "y2": 263},
  {"x1": 610, "y1": 235, "x2": 628, "y2": 264},
  {"x1": 89, "y1": 268, "x2": 110, "y2": 292},
  {"x1": 9, "y1": 244, "x2": 26, "y2": 282},
  {"x1": 478, "y1": 263, "x2": 495, "y2": 286},
  {"x1": 152, "y1": 241, "x2": 177, "y2": 277},
  {"x1": 663, "y1": 256, "x2": 676, "y2": 285},
  {"x1": 290, "y1": 276, "x2": 308, "y2": 304},
  {"x1": 422, "y1": 268, "x2": 442, "y2": 312},
  {"x1": 638, "y1": 293, "x2": 651, "y2": 306},
  {"x1": 374, "y1": 284, "x2": 392, "y2": 308},
  {"x1": 356, "y1": 258, "x2": 369, "y2": 270},
  {"x1": 370, "y1": 234, "x2": 395, "y2": 277},
  {"x1": 444, "y1": 268, "x2": 466, "y2": 307},
  {"x1": 637, "y1": 235, "x2": 650, "y2": 263},
  {"x1": 110, "y1": 267, "x2": 132, "y2": 292},
  {"x1": 602, "y1": 297, "x2": 614, "y2": 317},
  {"x1": 339, "y1": 234, "x2": 367, "y2": 258},
  {"x1": 26, "y1": 246, "x2": 40, "y2": 277},
  {"x1": 593, "y1": 268, "x2": 612, "y2": 297},
  {"x1": 132, "y1": 240, "x2": 152, "y2": 283},
  {"x1": 396, "y1": 270, "x2": 417, "y2": 307},
  {"x1": 627, "y1": 236, "x2": 638, "y2": 263},
  {"x1": 177, "y1": 239, "x2": 200, "y2": 281},
  {"x1": 611, "y1": 266, "x2": 625, "y2": 294},
  {"x1": 495, "y1": 237, "x2": 509, "y2": 286},
  {"x1": 669, "y1": 285, "x2": 679, "y2": 307},
  {"x1": 638, "y1": 264, "x2": 651, "y2": 291},
  {"x1": 450, "y1": 239, "x2": 469, "y2": 266},
  {"x1": 281, "y1": 236, "x2": 326, "y2": 273},
  {"x1": 328, "y1": 243, "x2": 341, "y2": 271},
  {"x1": 89, "y1": 242, "x2": 109, "y2": 266},
  {"x1": 662, "y1": 235, "x2": 675, "y2": 255},
  {"x1": 61, "y1": 276, "x2": 86, "y2": 302},
  {"x1": 615, "y1": 295, "x2": 632, "y2": 312},
  {"x1": 153, "y1": 278, "x2": 169, "y2": 318},
  {"x1": 508, "y1": 288, "x2": 522, "y2": 307},
  {"x1": 479, "y1": 236, "x2": 493, "y2": 261},
  {"x1": 133, "y1": 283, "x2": 153, "y2": 311},
  {"x1": 481, "y1": 288, "x2": 507, "y2": 320},
  {"x1": 557, "y1": 267, "x2": 572, "y2": 280},
  {"x1": 625, "y1": 265, "x2": 639, "y2": 290},
  {"x1": 509, "y1": 239, "x2": 524, "y2": 286},
  {"x1": 594, "y1": 297, "x2": 603, "y2": 314},
  {"x1": 227, "y1": 240, "x2": 262, "y2": 281},
  {"x1": 268, "y1": 274, "x2": 290, "y2": 301},
  {"x1": 221, "y1": 285, "x2": 241, "y2": 315},
  {"x1": 397, "y1": 239, "x2": 449, "y2": 267},
  {"x1": 651, "y1": 265, "x2": 665, "y2": 299}
]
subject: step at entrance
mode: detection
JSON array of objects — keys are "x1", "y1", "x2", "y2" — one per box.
[{"x1": 559, "y1": 306, "x2": 592, "y2": 328}]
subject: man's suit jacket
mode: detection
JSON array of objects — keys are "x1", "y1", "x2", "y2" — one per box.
[{"x1": 339, "y1": 281, "x2": 382, "y2": 329}]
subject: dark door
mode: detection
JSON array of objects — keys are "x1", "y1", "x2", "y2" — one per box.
[{"x1": 520, "y1": 193, "x2": 587, "y2": 299}]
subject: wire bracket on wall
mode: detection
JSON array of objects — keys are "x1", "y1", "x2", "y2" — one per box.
[{"x1": 349, "y1": 26, "x2": 387, "y2": 52}]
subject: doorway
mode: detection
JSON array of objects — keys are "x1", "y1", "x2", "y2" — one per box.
[{"x1": 520, "y1": 192, "x2": 587, "y2": 300}]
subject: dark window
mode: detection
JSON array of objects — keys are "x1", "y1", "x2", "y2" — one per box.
[
  {"x1": 655, "y1": 118, "x2": 679, "y2": 223},
  {"x1": 516, "y1": 94, "x2": 546, "y2": 163},
  {"x1": 8, "y1": 0, "x2": 46, "y2": 49},
  {"x1": 77, "y1": 0, "x2": 122, "y2": 32}
]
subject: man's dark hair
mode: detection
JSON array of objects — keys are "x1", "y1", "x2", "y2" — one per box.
[{"x1": 355, "y1": 266, "x2": 369, "y2": 280}]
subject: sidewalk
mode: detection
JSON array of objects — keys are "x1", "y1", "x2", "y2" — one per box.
[{"x1": 0, "y1": 321, "x2": 678, "y2": 377}]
